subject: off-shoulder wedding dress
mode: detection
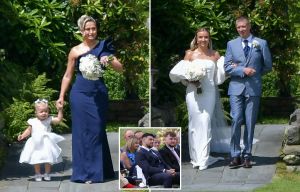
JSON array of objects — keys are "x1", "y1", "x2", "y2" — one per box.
[{"x1": 170, "y1": 57, "x2": 230, "y2": 170}]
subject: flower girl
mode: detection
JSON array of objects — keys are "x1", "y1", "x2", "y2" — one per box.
[{"x1": 18, "y1": 99, "x2": 65, "y2": 181}]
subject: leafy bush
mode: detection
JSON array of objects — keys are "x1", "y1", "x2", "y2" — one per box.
[
  {"x1": 3, "y1": 99, "x2": 33, "y2": 141},
  {"x1": 0, "y1": 60, "x2": 25, "y2": 110},
  {"x1": 0, "y1": 0, "x2": 149, "y2": 102},
  {"x1": 2, "y1": 72, "x2": 70, "y2": 142},
  {"x1": 262, "y1": 71, "x2": 280, "y2": 97},
  {"x1": 137, "y1": 70, "x2": 149, "y2": 100},
  {"x1": 104, "y1": 67, "x2": 126, "y2": 100}
]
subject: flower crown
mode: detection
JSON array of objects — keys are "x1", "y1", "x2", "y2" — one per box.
[{"x1": 34, "y1": 98, "x2": 48, "y2": 104}]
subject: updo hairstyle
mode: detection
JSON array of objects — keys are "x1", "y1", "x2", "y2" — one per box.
[{"x1": 77, "y1": 15, "x2": 97, "y2": 31}]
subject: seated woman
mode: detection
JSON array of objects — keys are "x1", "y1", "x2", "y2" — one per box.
[{"x1": 120, "y1": 137, "x2": 139, "y2": 176}]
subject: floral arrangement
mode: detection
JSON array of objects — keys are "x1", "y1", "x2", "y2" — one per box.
[
  {"x1": 79, "y1": 54, "x2": 113, "y2": 80},
  {"x1": 252, "y1": 40, "x2": 260, "y2": 49},
  {"x1": 185, "y1": 62, "x2": 206, "y2": 81},
  {"x1": 185, "y1": 62, "x2": 206, "y2": 94}
]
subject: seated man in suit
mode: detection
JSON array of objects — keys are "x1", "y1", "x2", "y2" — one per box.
[
  {"x1": 159, "y1": 131, "x2": 180, "y2": 173},
  {"x1": 136, "y1": 133, "x2": 180, "y2": 188}
]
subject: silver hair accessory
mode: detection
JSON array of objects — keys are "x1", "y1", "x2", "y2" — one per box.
[{"x1": 34, "y1": 99, "x2": 48, "y2": 104}]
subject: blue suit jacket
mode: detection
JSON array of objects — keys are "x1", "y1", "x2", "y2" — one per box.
[
  {"x1": 224, "y1": 36, "x2": 272, "y2": 96},
  {"x1": 136, "y1": 147, "x2": 170, "y2": 181}
]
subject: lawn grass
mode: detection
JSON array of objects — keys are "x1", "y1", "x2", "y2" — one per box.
[
  {"x1": 257, "y1": 116, "x2": 289, "y2": 124},
  {"x1": 106, "y1": 122, "x2": 137, "y2": 132},
  {"x1": 255, "y1": 162, "x2": 300, "y2": 192}
]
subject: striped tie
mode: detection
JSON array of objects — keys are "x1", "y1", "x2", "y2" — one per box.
[{"x1": 243, "y1": 39, "x2": 250, "y2": 58}]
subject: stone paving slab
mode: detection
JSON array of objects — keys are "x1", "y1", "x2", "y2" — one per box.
[
  {"x1": 179, "y1": 124, "x2": 285, "y2": 192},
  {"x1": 0, "y1": 133, "x2": 120, "y2": 192},
  {"x1": 0, "y1": 124, "x2": 286, "y2": 192}
]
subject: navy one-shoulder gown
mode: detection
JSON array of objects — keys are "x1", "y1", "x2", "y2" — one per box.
[{"x1": 70, "y1": 40, "x2": 115, "y2": 183}]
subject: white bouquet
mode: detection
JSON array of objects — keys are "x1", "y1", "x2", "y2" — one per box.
[
  {"x1": 185, "y1": 62, "x2": 206, "y2": 81},
  {"x1": 169, "y1": 60, "x2": 206, "y2": 82},
  {"x1": 169, "y1": 60, "x2": 206, "y2": 94},
  {"x1": 79, "y1": 54, "x2": 113, "y2": 80}
]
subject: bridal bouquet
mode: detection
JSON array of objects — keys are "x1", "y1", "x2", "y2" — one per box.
[
  {"x1": 79, "y1": 54, "x2": 113, "y2": 80},
  {"x1": 185, "y1": 62, "x2": 206, "y2": 81},
  {"x1": 169, "y1": 60, "x2": 206, "y2": 94},
  {"x1": 185, "y1": 62, "x2": 206, "y2": 94}
]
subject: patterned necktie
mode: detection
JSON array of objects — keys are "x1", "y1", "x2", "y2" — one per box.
[{"x1": 243, "y1": 39, "x2": 250, "y2": 58}]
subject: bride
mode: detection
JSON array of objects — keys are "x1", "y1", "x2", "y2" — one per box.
[{"x1": 169, "y1": 28, "x2": 230, "y2": 170}]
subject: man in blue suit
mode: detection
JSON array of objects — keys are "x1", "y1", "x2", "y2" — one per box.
[
  {"x1": 224, "y1": 16, "x2": 272, "y2": 168},
  {"x1": 136, "y1": 133, "x2": 180, "y2": 188}
]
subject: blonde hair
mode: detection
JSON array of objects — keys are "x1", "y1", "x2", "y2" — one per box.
[
  {"x1": 125, "y1": 137, "x2": 139, "y2": 152},
  {"x1": 190, "y1": 28, "x2": 212, "y2": 51},
  {"x1": 236, "y1": 16, "x2": 250, "y2": 26},
  {"x1": 77, "y1": 15, "x2": 96, "y2": 31}
]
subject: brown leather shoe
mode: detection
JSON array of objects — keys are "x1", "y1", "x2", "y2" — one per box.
[
  {"x1": 229, "y1": 157, "x2": 242, "y2": 169},
  {"x1": 243, "y1": 159, "x2": 252, "y2": 168}
]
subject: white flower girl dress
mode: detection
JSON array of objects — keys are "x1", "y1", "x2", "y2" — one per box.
[{"x1": 19, "y1": 117, "x2": 65, "y2": 165}]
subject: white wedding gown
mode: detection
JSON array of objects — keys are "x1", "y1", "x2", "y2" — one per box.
[
  {"x1": 169, "y1": 58, "x2": 258, "y2": 170},
  {"x1": 170, "y1": 57, "x2": 230, "y2": 170},
  {"x1": 185, "y1": 59, "x2": 226, "y2": 170}
]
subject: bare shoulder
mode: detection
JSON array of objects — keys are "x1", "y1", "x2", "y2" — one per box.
[
  {"x1": 185, "y1": 49, "x2": 193, "y2": 56},
  {"x1": 184, "y1": 49, "x2": 193, "y2": 60},
  {"x1": 69, "y1": 44, "x2": 81, "y2": 59}
]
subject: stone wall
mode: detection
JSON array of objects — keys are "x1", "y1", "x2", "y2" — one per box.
[
  {"x1": 107, "y1": 100, "x2": 147, "y2": 123},
  {"x1": 282, "y1": 109, "x2": 300, "y2": 172}
]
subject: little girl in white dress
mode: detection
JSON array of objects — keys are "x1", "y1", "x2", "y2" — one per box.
[{"x1": 18, "y1": 99, "x2": 65, "y2": 181}]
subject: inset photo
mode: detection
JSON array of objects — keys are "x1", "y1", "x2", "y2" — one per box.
[{"x1": 119, "y1": 127, "x2": 181, "y2": 190}]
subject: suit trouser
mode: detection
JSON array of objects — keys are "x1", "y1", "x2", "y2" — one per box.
[
  {"x1": 148, "y1": 172, "x2": 180, "y2": 188},
  {"x1": 230, "y1": 95, "x2": 260, "y2": 159}
]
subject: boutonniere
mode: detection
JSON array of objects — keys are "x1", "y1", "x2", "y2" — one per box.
[{"x1": 252, "y1": 40, "x2": 260, "y2": 49}]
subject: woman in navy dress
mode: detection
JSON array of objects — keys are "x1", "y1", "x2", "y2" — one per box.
[{"x1": 56, "y1": 15, "x2": 123, "y2": 183}]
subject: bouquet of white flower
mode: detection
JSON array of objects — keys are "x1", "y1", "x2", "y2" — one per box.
[
  {"x1": 169, "y1": 60, "x2": 206, "y2": 94},
  {"x1": 185, "y1": 62, "x2": 206, "y2": 81},
  {"x1": 79, "y1": 54, "x2": 113, "y2": 80}
]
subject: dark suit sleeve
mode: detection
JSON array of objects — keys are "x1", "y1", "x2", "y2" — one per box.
[
  {"x1": 136, "y1": 150, "x2": 164, "y2": 177},
  {"x1": 159, "y1": 147, "x2": 180, "y2": 172}
]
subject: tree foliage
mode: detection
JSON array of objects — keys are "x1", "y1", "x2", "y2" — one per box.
[
  {"x1": 2, "y1": 73, "x2": 66, "y2": 142},
  {"x1": 226, "y1": 0, "x2": 300, "y2": 96},
  {"x1": 152, "y1": 0, "x2": 233, "y2": 105},
  {"x1": 152, "y1": 0, "x2": 300, "y2": 130},
  {"x1": 152, "y1": 0, "x2": 300, "y2": 108},
  {"x1": 0, "y1": 0, "x2": 149, "y2": 107},
  {"x1": 0, "y1": 0, "x2": 149, "y2": 141}
]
